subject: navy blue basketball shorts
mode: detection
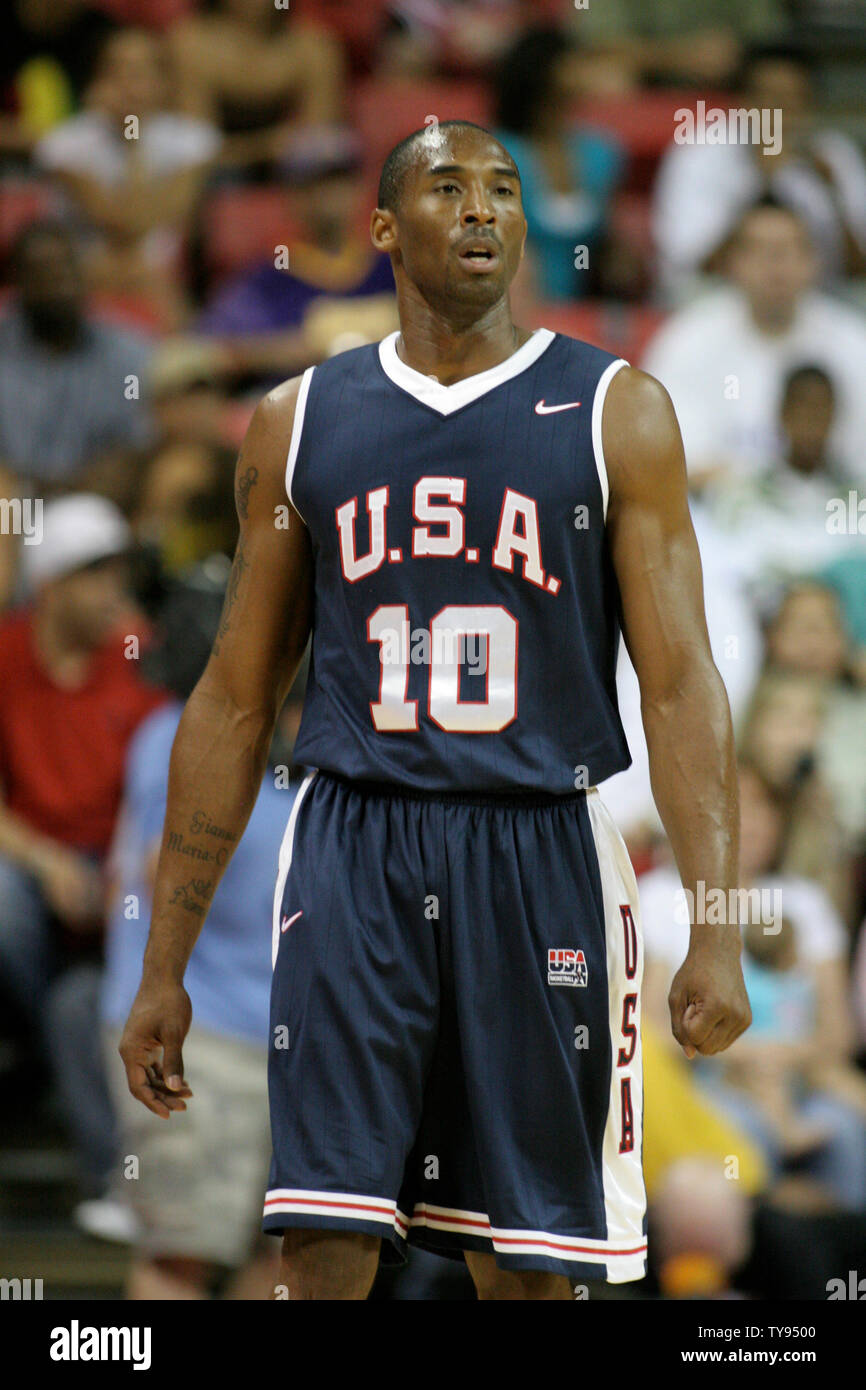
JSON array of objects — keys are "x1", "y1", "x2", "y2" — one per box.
[{"x1": 263, "y1": 770, "x2": 647, "y2": 1283}]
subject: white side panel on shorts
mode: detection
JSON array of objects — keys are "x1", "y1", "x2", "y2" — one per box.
[
  {"x1": 271, "y1": 770, "x2": 317, "y2": 969},
  {"x1": 590, "y1": 358, "x2": 629, "y2": 521},
  {"x1": 587, "y1": 788, "x2": 647, "y2": 1282},
  {"x1": 284, "y1": 366, "x2": 315, "y2": 519}
]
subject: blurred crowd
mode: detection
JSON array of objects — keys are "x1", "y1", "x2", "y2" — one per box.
[{"x1": 1, "y1": 0, "x2": 865, "y2": 1301}]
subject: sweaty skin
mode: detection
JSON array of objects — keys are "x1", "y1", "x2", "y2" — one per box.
[{"x1": 119, "y1": 124, "x2": 749, "y2": 1300}]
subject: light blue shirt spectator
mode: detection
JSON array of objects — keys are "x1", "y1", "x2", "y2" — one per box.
[
  {"x1": 102, "y1": 702, "x2": 297, "y2": 1046},
  {"x1": 496, "y1": 128, "x2": 625, "y2": 299}
]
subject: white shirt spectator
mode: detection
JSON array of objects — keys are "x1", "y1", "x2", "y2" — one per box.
[
  {"x1": 652, "y1": 132, "x2": 866, "y2": 302},
  {"x1": 37, "y1": 109, "x2": 220, "y2": 184},
  {"x1": 638, "y1": 862, "x2": 847, "y2": 990},
  {"x1": 708, "y1": 466, "x2": 863, "y2": 598},
  {"x1": 642, "y1": 285, "x2": 866, "y2": 487},
  {"x1": 36, "y1": 111, "x2": 220, "y2": 265}
]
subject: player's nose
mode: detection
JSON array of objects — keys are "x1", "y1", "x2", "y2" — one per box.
[{"x1": 460, "y1": 191, "x2": 496, "y2": 226}]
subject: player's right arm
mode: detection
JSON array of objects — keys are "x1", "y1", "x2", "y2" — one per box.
[{"x1": 119, "y1": 379, "x2": 312, "y2": 1116}]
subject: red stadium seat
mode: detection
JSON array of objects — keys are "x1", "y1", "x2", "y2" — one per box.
[
  {"x1": 97, "y1": 0, "x2": 195, "y2": 27},
  {"x1": 90, "y1": 292, "x2": 165, "y2": 335},
  {"x1": 292, "y1": 0, "x2": 391, "y2": 71},
  {"x1": 526, "y1": 300, "x2": 667, "y2": 366},
  {"x1": 573, "y1": 90, "x2": 731, "y2": 193},
  {"x1": 352, "y1": 77, "x2": 491, "y2": 179},
  {"x1": 202, "y1": 186, "x2": 303, "y2": 283}
]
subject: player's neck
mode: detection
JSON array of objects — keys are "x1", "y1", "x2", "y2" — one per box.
[{"x1": 394, "y1": 301, "x2": 531, "y2": 385}]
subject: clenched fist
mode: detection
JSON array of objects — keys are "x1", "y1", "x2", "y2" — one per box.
[{"x1": 668, "y1": 939, "x2": 752, "y2": 1059}]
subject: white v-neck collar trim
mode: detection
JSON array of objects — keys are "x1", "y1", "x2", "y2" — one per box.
[{"x1": 378, "y1": 327, "x2": 555, "y2": 416}]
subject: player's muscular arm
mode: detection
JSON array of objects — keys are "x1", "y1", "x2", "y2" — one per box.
[
  {"x1": 120, "y1": 380, "x2": 313, "y2": 1116},
  {"x1": 603, "y1": 366, "x2": 751, "y2": 1059}
]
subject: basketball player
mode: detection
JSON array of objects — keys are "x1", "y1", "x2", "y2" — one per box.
[{"x1": 120, "y1": 122, "x2": 751, "y2": 1301}]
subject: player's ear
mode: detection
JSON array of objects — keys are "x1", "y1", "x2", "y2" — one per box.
[{"x1": 371, "y1": 208, "x2": 398, "y2": 254}]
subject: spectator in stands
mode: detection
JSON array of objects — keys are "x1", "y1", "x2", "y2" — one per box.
[
  {"x1": 167, "y1": 0, "x2": 345, "y2": 138},
  {"x1": 187, "y1": 126, "x2": 396, "y2": 382},
  {"x1": 102, "y1": 562, "x2": 305, "y2": 1296},
  {"x1": 641, "y1": 760, "x2": 866, "y2": 1210},
  {"x1": 642, "y1": 198, "x2": 866, "y2": 491},
  {"x1": 132, "y1": 439, "x2": 238, "y2": 575},
  {"x1": 652, "y1": 43, "x2": 866, "y2": 302},
  {"x1": 0, "y1": 219, "x2": 156, "y2": 497},
  {"x1": 380, "y1": 0, "x2": 561, "y2": 78},
  {"x1": 493, "y1": 26, "x2": 627, "y2": 301},
  {"x1": 763, "y1": 583, "x2": 866, "y2": 870},
  {"x1": 739, "y1": 664, "x2": 853, "y2": 915},
  {"x1": 568, "y1": 0, "x2": 788, "y2": 93},
  {"x1": 708, "y1": 365, "x2": 858, "y2": 587},
  {"x1": 35, "y1": 28, "x2": 222, "y2": 328},
  {"x1": 0, "y1": 494, "x2": 166, "y2": 1226}
]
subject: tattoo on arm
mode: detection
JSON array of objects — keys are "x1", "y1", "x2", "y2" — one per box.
[
  {"x1": 212, "y1": 536, "x2": 249, "y2": 655},
  {"x1": 236, "y1": 465, "x2": 259, "y2": 520},
  {"x1": 168, "y1": 878, "x2": 214, "y2": 917}
]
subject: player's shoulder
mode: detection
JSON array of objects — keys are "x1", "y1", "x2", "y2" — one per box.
[
  {"x1": 543, "y1": 328, "x2": 623, "y2": 374},
  {"x1": 603, "y1": 361, "x2": 675, "y2": 423},
  {"x1": 248, "y1": 340, "x2": 381, "y2": 469}
]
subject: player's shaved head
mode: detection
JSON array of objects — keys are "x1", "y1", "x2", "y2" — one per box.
[{"x1": 377, "y1": 121, "x2": 520, "y2": 212}]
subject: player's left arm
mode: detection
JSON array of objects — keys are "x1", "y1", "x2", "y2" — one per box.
[{"x1": 602, "y1": 365, "x2": 751, "y2": 1058}]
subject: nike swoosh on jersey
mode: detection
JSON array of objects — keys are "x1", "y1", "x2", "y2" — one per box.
[
  {"x1": 535, "y1": 399, "x2": 582, "y2": 414},
  {"x1": 281, "y1": 910, "x2": 304, "y2": 932}
]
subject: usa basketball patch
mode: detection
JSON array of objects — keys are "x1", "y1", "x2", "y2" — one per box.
[{"x1": 548, "y1": 948, "x2": 587, "y2": 987}]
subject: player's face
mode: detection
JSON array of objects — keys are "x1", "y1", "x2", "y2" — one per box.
[{"x1": 374, "y1": 131, "x2": 527, "y2": 315}]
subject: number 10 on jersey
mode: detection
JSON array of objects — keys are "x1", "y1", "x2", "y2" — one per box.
[{"x1": 367, "y1": 604, "x2": 518, "y2": 733}]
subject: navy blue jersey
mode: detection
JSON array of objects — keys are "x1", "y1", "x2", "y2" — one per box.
[{"x1": 287, "y1": 328, "x2": 632, "y2": 794}]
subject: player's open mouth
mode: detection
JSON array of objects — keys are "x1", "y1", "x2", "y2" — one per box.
[{"x1": 458, "y1": 242, "x2": 500, "y2": 272}]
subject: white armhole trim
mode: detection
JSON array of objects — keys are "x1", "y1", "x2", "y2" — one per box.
[
  {"x1": 591, "y1": 358, "x2": 629, "y2": 522},
  {"x1": 285, "y1": 366, "x2": 315, "y2": 521}
]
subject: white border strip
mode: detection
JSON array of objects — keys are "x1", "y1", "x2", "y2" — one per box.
[
  {"x1": 587, "y1": 791, "x2": 647, "y2": 1278},
  {"x1": 285, "y1": 366, "x2": 315, "y2": 518},
  {"x1": 264, "y1": 1188, "x2": 401, "y2": 1229},
  {"x1": 262, "y1": 1189, "x2": 647, "y2": 1278},
  {"x1": 271, "y1": 770, "x2": 317, "y2": 969},
  {"x1": 591, "y1": 358, "x2": 628, "y2": 521}
]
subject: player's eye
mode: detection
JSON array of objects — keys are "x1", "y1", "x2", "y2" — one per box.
[
  {"x1": 495, "y1": 185, "x2": 515, "y2": 196},
  {"x1": 436, "y1": 183, "x2": 460, "y2": 194}
]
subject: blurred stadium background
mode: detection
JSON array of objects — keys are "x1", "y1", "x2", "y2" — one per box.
[{"x1": 1, "y1": 0, "x2": 865, "y2": 1301}]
